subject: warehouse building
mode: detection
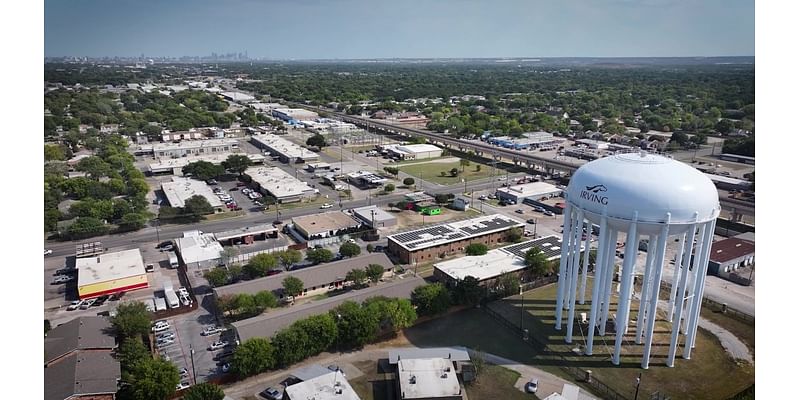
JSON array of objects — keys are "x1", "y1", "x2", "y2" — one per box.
[
  {"x1": 433, "y1": 235, "x2": 578, "y2": 287},
  {"x1": 576, "y1": 139, "x2": 610, "y2": 149},
  {"x1": 272, "y1": 108, "x2": 320, "y2": 122},
  {"x1": 45, "y1": 316, "x2": 120, "y2": 400},
  {"x1": 250, "y1": 133, "x2": 320, "y2": 163},
  {"x1": 350, "y1": 205, "x2": 397, "y2": 228},
  {"x1": 137, "y1": 138, "x2": 239, "y2": 158},
  {"x1": 214, "y1": 223, "x2": 279, "y2": 246},
  {"x1": 290, "y1": 211, "x2": 363, "y2": 241},
  {"x1": 704, "y1": 173, "x2": 753, "y2": 191},
  {"x1": 161, "y1": 177, "x2": 225, "y2": 210},
  {"x1": 346, "y1": 170, "x2": 388, "y2": 188},
  {"x1": 495, "y1": 181, "x2": 563, "y2": 204},
  {"x1": 707, "y1": 237, "x2": 755, "y2": 276},
  {"x1": 387, "y1": 214, "x2": 525, "y2": 265},
  {"x1": 231, "y1": 276, "x2": 424, "y2": 342},
  {"x1": 719, "y1": 153, "x2": 755, "y2": 165},
  {"x1": 384, "y1": 143, "x2": 443, "y2": 160},
  {"x1": 245, "y1": 166, "x2": 317, "y2": 203},
  {"x1": 176, "y1": 230, "x2": 224, "y2": 270},
  {"x1": 148, "y1": 153, "x2": 265, "y2": 175},
  {"x1": 214, "y1": 253, "x2": 394, "y2": 301},
  {"x1": 220, "y1": 91, "x2": 255, "y2": 103},
  {"x1": 76, "y1": 249, "x2": 148, "y2": 299}
]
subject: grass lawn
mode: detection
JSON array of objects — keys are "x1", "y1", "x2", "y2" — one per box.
[
  {"x1": 203, "y1": 210, "x2": 245, "y2": 221},
  {"x1": 399, "y1": 160, "x2": 491, "y2": 185},
  {"x1": 485, "y1": 281, "x2": 755, "y2": 400},
  {"x1": 349, "y1": 359, "x2": 397, "y2": 400},
  {"x1": 465, "y1": 365, "x2": 539, "y2": 400},
  {"x1": 700, "y1": 307, "x2": 755, "y2": 354}
]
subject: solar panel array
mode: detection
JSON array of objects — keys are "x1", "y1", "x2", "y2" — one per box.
[
  {"x1": 389, "y1": 215, "x2": 523, "y2": 250},
  {"x1": 502, "y1": 236, "x2": 567, "y2": 259},
  {"x1": 458, "y1": 216, "x2": 520, "y2": 236}
]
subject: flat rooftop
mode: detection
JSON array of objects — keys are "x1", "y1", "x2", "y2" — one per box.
[
  {"x1": 496, "y1": 181, "x2": 562, "y2": 198},
  {"x1": 76, "y1": 249, "x2": 145, "y2": 287},
  {"x1": 351, "y1": 205, "x2": 396, "y2": 224},
  {"x1": 397, "y1": 358, "x2": 461, "y2": 399},
  {"x1": 176, "y1": 232, "x2": 224, "y2": 265},
  {"x1": 292, "y1": 211, "x2": 361, "y2": 236},
  {"x1": 388, "y1": 214, "x2": 524, "y2": 252},
  {"x1": 388, "y1": 347, "x2": 471, "y2": 364},
  {"x1": 232, "y1": 276, "x2": 424, "y2": 342},
  {"x1": 394, "y1": 143, "x2": 441, "y2": 153},
  {"x1": 245, "y1": 166, "x2": 316, "y2": 199},
  {"x1": 704, "y1": 173, "x2": 752, "y2": 186},
  {"x1": 148, "y1": 153, "x2": 264, "y2": 172},
  {"x1": 161, "y1": 177, "x2": 224, "y2": 208},
  {"x1": 251, "y1": 134, "x2": 319, "y2": 159},
  {"x1": 147, "y1": 138, "x2": 239, "y2": 152},
  {"x1": 347, "y1": 170, "x2": 388, "y2": 184},
  {"x1": 284, "y1": 371, "x2": 360, "y2": 400},
  {"x1": 709, "y1": 237, "x2": 756, "y2": 263},
  {"x1": 214, "y1": 223, "x2": 278, "y2": 241}
]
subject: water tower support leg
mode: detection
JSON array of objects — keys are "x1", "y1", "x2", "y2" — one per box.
[
  {"x1": 566, "y1": 210, "x2": 584, "y2": 343},
  {"x1": 612, "y1": 213, "x2": 639, "y2": 365},
  {"x1": 641, "y1": 217, "x2": 670, "y2": 369},
  {"x1": 667, "y1": 214, "x2": 700, "y2": 367},
  {"x1": 598, "y1": 229, "x2": 618, "y2": 335},
  {"x1": 579, "y1": 220, "x2": 591, "y2": 304},
  {"x1": 636, "y1": 235, "x2": 657, "y2": 344},
  {"x1": 585, "y1": 211, "x2": 609, "y2": 356},
  {"x1": 555, "y1": 203, "x2": 574, "y2": 330},
  {"x1": 684, "y1": 220, "x2": 716, "y2": 358},
  {"x1": 668, "y1": 232, "x2": 688, "y2": 322}
]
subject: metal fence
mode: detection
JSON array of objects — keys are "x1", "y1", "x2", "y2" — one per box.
[{"x1": 658, "y1": 281, "x2": 754, "y2": 325}]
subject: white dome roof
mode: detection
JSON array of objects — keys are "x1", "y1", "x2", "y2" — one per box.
[{"x1": 566, "y1": 152, "x2": 720, "y2": 235}]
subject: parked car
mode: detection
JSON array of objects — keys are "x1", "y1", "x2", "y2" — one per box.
[
  {"x1": 157, "y1": 332, "x2": 175, "y2": 341},
  {"x1": 543, "y1": 210, "x2": 555, "y2": 217},
  {"x1": 54, "y1": 267, "x2": 74, "y2": 275},
  {"x1": 201, "y1": 326, "x2": 224, "y2": 336},
  {"x1": 526, "y1": 219, "x2": 537, "y2": 224},
  {"x1": 515, "y1": 209, "x2": 524, "y2": 214},
  {"x1": 52, "y1": 275, "x2": 74, "y2": 285},
  {"x1": 260, "y1": 387, "x2": 283, "y2": 400},
  {"x1": 320, "y1": 203, "x2": 333, "y2": 209},
  {"x1": 208, "y1": 340, "x2": 229, "y2": 351},
  {"x1": 206, "y1": 179, "x2": 218, "y2": 185},
  {"x1": 478, "y1": 195, "x2": 487, "y2": 200},
  {"x1": 79, "y1": 299, "x2": 96, "y2": 309},
  {"x1": 213, "y1": 350, "x2": 234, "y2": 361},
  {"x1": 159, "y1": 243, "x2": 174, "y2": 252},
  {"x1": 525, "y1": 378, "x2": 539, "y2": 393},
  {"x1": 152, "y1": 321, "x2": 171, "y2": 333},
  {"x1": 66, "y1": 300, "x2": 83, "y2": 311},
  {"x1": 176, "y1": 381, "x2": 191, "y2": 391},
  {"x1": 44, "y1": 249, "x2": 53, "y2": 256},
  {"x1": 179, "y1": 367, "x2": 189, "y2": 378},
  {"x1": 229, "y1": 187, "x2": 239, "y2": 191},
  {"x1": 157, "y1": 338, "x2": 174, "y2": 347},
  {"x1": 220, "y1": 363, "x2": 231, "y2": 373}
]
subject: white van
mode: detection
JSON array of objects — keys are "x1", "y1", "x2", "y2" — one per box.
[{"x1": 168, "y1": 252, "x2": 179, "y2": 269}]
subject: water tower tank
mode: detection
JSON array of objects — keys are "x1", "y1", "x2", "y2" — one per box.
[{"x1": 554, "y1": 152, "x2": 720, "y2": 369}]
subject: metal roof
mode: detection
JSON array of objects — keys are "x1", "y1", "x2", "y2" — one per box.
[
  {"x1": 388, "y1": 347, "x2": 471, "y2": 364},
  {"x1": 388, "y1": 214, "x2": 524, "y2": 251},
  {"x1": 709, "y1": 237, "x2": 756, "y2": 263}
]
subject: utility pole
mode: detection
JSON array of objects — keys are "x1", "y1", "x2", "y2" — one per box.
[
  {"x1": 634, "y1": 372, "x2": 641, "y2": 400},
  {"x1": 154, "y1": 218, "x2": 161, "y2": 244},
  {"x1": 190, "y1": 345, "x2": 197, "y2": 385}
]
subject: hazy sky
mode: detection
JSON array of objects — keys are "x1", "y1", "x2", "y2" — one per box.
[{"x1": 44, "y1": 0, "x2": 755, "y2": 58}]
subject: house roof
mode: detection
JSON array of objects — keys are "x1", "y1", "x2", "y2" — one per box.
[
  {"x1": 45, "y1": 317, "x2": 116, "y2": 364},
  {"x1": 213, "y1": 253, "x2": 393, "y2": 298},
  {"x1": 45, "y1": 351, "x2": 121, "y2": 400}
]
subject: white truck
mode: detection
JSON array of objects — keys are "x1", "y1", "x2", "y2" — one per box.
[
  {"x1": 168, "y1": 252, "x2": 179, "y2": 269},
  {"x1": 163, "y1": 281, "x2": 180, "y2": 309}
]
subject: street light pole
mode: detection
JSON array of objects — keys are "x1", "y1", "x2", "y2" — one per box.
[
  {"x1": 154, "y1": 218, "x2": 161, "y2": 244},
  {"x1": 634, "y1": 372, "x2": 641, "y2": 400},
  {"x1": 190, "y1": 345, "x2": 197, "y2": 385}
]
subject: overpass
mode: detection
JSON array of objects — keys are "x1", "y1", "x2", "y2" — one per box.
[{"x1": 288, "y1": 104, "x2": 755, "y2": 218}]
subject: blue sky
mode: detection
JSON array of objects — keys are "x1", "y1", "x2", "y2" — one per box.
[{"x1": 44, "y1": 0, "x2": 755, "y2": 58}]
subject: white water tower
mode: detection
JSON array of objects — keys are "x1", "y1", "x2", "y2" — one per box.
[{"x1": 554, "y1": 152, "x2": 720, "y2": 369}]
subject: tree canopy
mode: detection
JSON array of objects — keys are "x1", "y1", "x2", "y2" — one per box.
[{"x1": 339, "y1": 242, "x2": 361, "y2": 258}]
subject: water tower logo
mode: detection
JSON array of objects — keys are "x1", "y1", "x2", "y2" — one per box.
[{"x1": 580, "y1": 184, "x2": 608, "y2": 205}]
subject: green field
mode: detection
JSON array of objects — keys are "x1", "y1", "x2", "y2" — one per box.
[
  {"x1": 399, "y1": 160, "x2": 492, "y2": 185},
  {"x1": 465, "y1": 365, "x2": 539, "y2": 400}
]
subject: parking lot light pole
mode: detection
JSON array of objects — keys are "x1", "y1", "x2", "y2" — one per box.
[
  {"x1": 190, "y1": 345, "x2": 196, "y2": 385},
  {"x1": 154, "y1": 218, "x2": 161, "y2": 244}
]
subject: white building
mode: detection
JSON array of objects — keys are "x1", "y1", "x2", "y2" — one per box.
[
  {"x1": 138, "y1": 138, "x2": 239, "y2": 158},
  {"x1": 576, "y1": 139, "x2": 610, "y2": 150},
  {"x1": 220, "y1": 91, "x2": 255, "y2": 103},
  {"x1": 250, "y1": 134, "x2": 320, "y2": 163},
  {"x1": 397, "y1": 358, "x2": 462, "y2": 400},
  {"x1": 384, "y1": 144, "x2": 442, "y2": 160},
  {"x1": 284, "y1": 371, "x2": 360, "y2": 400},
  {"x1": 176, "y1": 231, "x2": 224, "y2": 269},
  {"x1": 161, "y1": 177, "x2": 224, "y2": 209},
  {"x1": 245, "y1": 166, "x2": 317, "y2": 203},
  {"x1": 272, "y1": 108, "x2": 320, "y2": 122},
  {"x1": 148, "y1": 153, "x2": 265, "y2": 175},
  {"x1": 76, "y1": 249, "x2": 148, "y2": 299},
  {"x1": 351, "y1": 205, "x2": 397, "y2": 228},
  {"x1": 495, "y1": 182, "x2": 563, "y2": 204}
]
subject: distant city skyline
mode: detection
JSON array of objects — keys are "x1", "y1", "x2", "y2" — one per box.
[{"x1": 45, "y1": 0, "x2": 755, "y2": 59}]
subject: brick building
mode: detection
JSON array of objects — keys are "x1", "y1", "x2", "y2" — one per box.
[{"x1": 387, "y1": 214, "x2": 524, "y2": 265}]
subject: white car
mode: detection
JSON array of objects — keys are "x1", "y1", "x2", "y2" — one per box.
[
  {"x1": 66, "y1": 300, "x2": 83, "y2": 311},
  {"x1": 179, "y1": 367, "x2": 189, "y2": 377},
  {"x1": 177, "y1": 286, "x2": 189, "y2": 296},
  {"x1": 525, "y1": 378, "x2": 539, "y2": 393},
  {"x1": 156, "y1": 338, "x2": 174, "y2": 347},
  {"x1": 320, "y1": 203, "x2": 333, "y2": 209},
  {"x1": 202, "y1": 326, "x2": 224, "y2": 336},
  {"x1": 208, "y1": 340, "x2": 229, "y2": 351},
  {"x1": 156, "y1": 332, "x2": 175, "y2": 341},
  {"x1": 176, "y1": 381, "x2": 191, "y2": 391},
  {"x1": 52, "y1": 275, "x2": 74, "y2": 284},
  {"x1": 44, "y1": 249, "x2": 53, "y2": 256},
  {"x1": 152, "y1": 321, "x2": 171, "y2": 332},
  {"x1": 179, "y1": 295, "x2": 192, "y2": 307}
]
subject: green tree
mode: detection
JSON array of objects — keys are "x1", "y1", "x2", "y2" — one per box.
[
  {"x1": 306, "y1": 248, "x2": 334, "y2": 264},
  {"x1": 183, "y1": 195, "x2": 214, "y2": 218},
  {"x1": 475, "y1": 164, "x2": 481, "y2": 172},
  {"x1": 253, "y1": 290, "x2": 278, "y2": 309},
  {"x1": 332, "y1": 301, "x2": 380, "y2": 348},
  {"x1": 495, "y1": 272, "x2": 520, "y2": 297},
  {"x1": 282, "y1": 276, "x2": 305, "y2": 299},
  {"x1": 45, "y1": 144, "x2": 66, "y2": 161},
  {"x1": 524, "y1": 246, "x2": 551, "y2": 278},
  {"x1": 411, "y1": 283, "x2": 451, "y2": 316},
  {"x1": 204, "y1": 268, "x2": 229, "y2": 287},
  {"x1": 460, "y1": 158, "x2": 471, "y2": 172},
  {"x1": 233, "y1": 294, "x2": 258, "y2": 316},
  {"x1": 384, "y1": 183, "x2": 396, "y2": 193},
  {"x1": 245, "y1": 253, "x2": 278, "y2": 278},
  {"x1": 716, "y1": 119, "x2": 735, "y2": 134},
  {"x1": 366, "y1": 264, "x2": 385, "y2": 283},
  {"x1": 339, "y1": 242, "x2": 361, "y2": 258},
  {"x1": 182, "y1": 161, "x2": 226, "y2": 181},
  {"x1": 670, "y1": 131, "x2": 689, "y2": 146},
  {"x1": 117, "y1": 337, "x2": 150, "y2": 372},
  {"x1": 383, "y1": 166, "x2": 399, "y2": 177},
  {"x1": 231, "y1": 338, "x2": 276, "y2": 377},
  {"x1": 506, "y1": 227, "x2": 523, "y2": 243},
  {"x1": 346, "y1": 268, "x2": 368, "y2": 287},
  {"x1": 465, "y1": 243, "x2": 488, "y2": 256},
  {"x1": 219, "y1": 247, "x2": 239, "y2": 267},
  {"x1": 118, "y1": 212, "x2": 148, "y2": 232},
  {"x1": 277, "y1": 249, "x2": 303, "y2": 270},
  {"x1": 403, "y1": 177, "x2": 415, "y2": 187},
  {"x1": 76, "y1": 156, "x2": 112, "y2": 179},
  {"x1": 111, "y1": 301, "x2": 152, "y2": 338},
  {"x1": 454, "y1": 276, "x2": 483, "y2": 306},
  {"x1": 67, "y1": 216, "x2": 109, "y2": 239},
  {"x1": 181, "y1": 383, "x2": 225, "y2": 400},
  {"x1": 364, "y1": 297, "x2": 417, "y2": 332},
  {"x1": 221, "y1": 154, "x2": 253, "y2": 175},
  {"x1": 293, "y1": 314, "x2": 338, "y2": 355},
  {"x1": 449, "y1": 167, "x2": 459, "y2": 177},
  {"x1": 272, "y1": 326, "x2": 310, "y2": 367},
  {"x1": 123, "y1": 358, "x2": 180, "y2": 400},
  {"x1": 306, "y1": 134, "x2": 327, "y2": 148}
]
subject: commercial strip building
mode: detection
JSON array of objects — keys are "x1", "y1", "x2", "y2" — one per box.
[
  {"x1": 346, "y1": 170, "x2": 388, "y2": 188},
  {"x1": 220, "y1": 91, "x2": 256, "y2": 103},
  {"x1": 719, "y1": 153, "x2": 755, "y2": 165},
  {"x1": 350, "y1": 205, "x2": 397, "y2": 228},
  {"x1": 384, "y1": 143, "x2": 443, "y2": 160},
  {"x1": 706, "y1": 237, "x2": 755, "y2": 276},
  {"x1": 76, "y1": 249, "x2": 148, "y2": 299},
  {"x1": 45, "y1": 317, "x2": 120, "y2": 400},
  {"x1": 214, "y1": 253, "x2": 394, "y2": 303},
  {"x1": 250, "y1": 133, "x2": 320, "y2": 163},
  {"x1": 704, "y1": 173, "x2": 753, "y2": 191},
  {"x1": 486, "y1": 131, "x2": 562, "y2": 150},
  {"x1": 290, "y1": 211, "x2": 363, "y2": 240},
  {"x1": 147, "y1": 152, "x2": 265, "y2": 175},
  {"x1": 161, "y1": 176, "x2": 225, "y2": 210},
  {"x1": 272, "y1": 108, "x2": 320, "y2": 122},
  {"x1": 214, "y1": 223, "x2": 279, "y2": 245},
  {"x1": 433, "y1": 235, "x2": 578, "y2": 287},
  {"x1": 387, "y1": 214, "x2": 525, "y2": 264},
  {"x1": 135, "y1": 138, "x2": 239, "y2": 158},
  {"x1": 245, "y1": 166, "x2": 317, "y2": 203},
  {"x1": 284, "y1": 370, "x2": 360, "y2": 400},
  {"x1": 495, "y1": 181, "x2": 563, "y2": 204},
  {"x1": 231, "y1": 275, "x2": 425, "y2": 342},
  {"x1": 576, "y1": 139, "x2": 610, "y2": 150},
  {"x1": 176, "y1": 230, "x2": 224, "y2": 269}
]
